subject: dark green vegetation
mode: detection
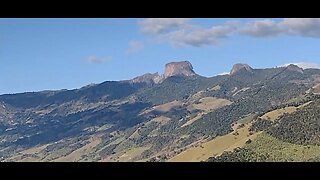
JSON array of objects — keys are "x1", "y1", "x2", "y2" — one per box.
[
  {"x1": 1, "y1": 62, "x2": 320, "y2": 162},
  {"x1": 207, "y1": 94, "x2": 320, "y2": 162},
  {"x1": 136, "y1": 75, "x2": 227, "y2": 105},
  {"x1": 250, "y1": 118, "x2": 273, "y2": 132},
  {"x1": 268, "y1": 95, "x2": 320, "y2": 146},
  {"x1": 207, "y1": 133, "x2": 320, "y2": 162}
]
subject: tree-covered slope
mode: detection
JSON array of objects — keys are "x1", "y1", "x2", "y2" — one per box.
[{"x1": 1, "y1": 62, "x2": 320, "y2": 162}]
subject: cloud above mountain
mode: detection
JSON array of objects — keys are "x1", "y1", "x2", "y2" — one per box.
[
  {"x1": 139, "y1": 19, "x2": 238, "y2": 47},
  {"x1": 139, "y1": 18, "x2": 320, "y2": 47},
  {"x1": 240, "y1": 18, "x2": 320, "y2": 38},
  {"x1": 163, "y1": 22, "x2": 238, "y2": 47},
  {"x1": 239, "y1": 19, "x2": 283, "y2": 37},
  {"x1": 139, "y1": 18, "x2": 191, "y2": 34}
]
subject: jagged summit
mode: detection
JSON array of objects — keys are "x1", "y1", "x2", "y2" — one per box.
[
  {"x1": 129, "y1": 73, "x2": 161, "y2": 84},
  {"x1": 230, "y1": 63, "x2": 253, "y2": 75},
  {"x1": 164, "y1": 61, "x2": 196, "y2": 78},
  {"x1": 130, "y1": 61, "x2": 196, "y2": 84}
]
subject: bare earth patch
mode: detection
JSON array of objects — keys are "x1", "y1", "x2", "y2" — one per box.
[
  {"x1": 190, "y1": 97, "x2": 232, "y2": 112},
  {"x1": 140, "y1": 100, "x2": 182, "y2": 115}
]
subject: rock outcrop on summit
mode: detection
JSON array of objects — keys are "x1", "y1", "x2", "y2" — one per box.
[
  {"x1": 164, "y1": 61, "x2": 196, "y2": 78},
  {"x1": 130, "y1": 61, "x2": 197, "y2": 84},
  {"x1": 230, "y1": 63, "x2": 253, "y2": 75}
]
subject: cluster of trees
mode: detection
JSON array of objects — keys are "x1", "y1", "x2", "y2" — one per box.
[
  {"x1": 208, "y1": 94, "x2": 320, "y2": 162},
  {"x1": 0, "y1": 99, "x2": 151, "y2": 157},
  {"x1": 267, "y1": 100, "x2": 320, "y2": 146},
  {"x1": 98, "y1": 144, "x2": 117, "y2": 158},
  {"x1": 181, "y1": 94, "x2": 273, "y2": 138},
  {"x1": 0, "y1": 81, "x2": 141, "y2": 109},
  {"x1": 249, "y1": 118, "x2": 273, "y2": 132},
  {"x1": 136, "y1": 75, "x2": 226, "y2": 105},
  {"x1": 207, "y1": 148, "x2": 269, "y2": 162}
]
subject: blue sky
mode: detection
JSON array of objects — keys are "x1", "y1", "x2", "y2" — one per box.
[{"x1": 1, "y1": 18, "x2": 320, "y2": 94}]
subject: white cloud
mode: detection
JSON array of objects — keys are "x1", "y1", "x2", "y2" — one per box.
[
  {"x1": 163, "y1": 22, "x2": 238, "y2": 47},
  {"x1": 241, "y1": 18, "x2": 320, "y2": 38},
  {"x1": 138, "y1": 18, "x2": 320, "y2": 48},
  {"x1": 138, "y1": 18, "x2": 241, "y2": 47},
  {"x1": 281, "y1": 62, "x2": 320, "y2": 69},
  {"x1": 126, "y1": 40, "x2": 144, "y2": 54},
  {"x1": 139, "y1": 18, "x2": 191, "y2": 34},
  {"x1": 280, "y1": 18, "x2": 320, "y2": 37},
  {"x1": 240, "y1": 19, "x2": 283, "y2": 37},
  {"x1": 86, "y1": 56, "x2": 112, "y2": 64}
]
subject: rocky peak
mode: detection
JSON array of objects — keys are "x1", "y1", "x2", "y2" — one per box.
[
  {"x1": 129, "y1": 73, "x2": 161, "y2": 84},
  {"x1": 129, "y1": 61, "x2": 196, "y2": 85},
  {"x1": 164, "y1": 61, "x2": 196, "y2": 78},
  {"x1": 230, "y1": 63, "x2": 253, "y2": 75},
  {"x1": 285, "y1": 64, "x2": 304, "y2": 73}
]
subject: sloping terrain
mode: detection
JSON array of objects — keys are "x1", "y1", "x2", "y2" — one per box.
[
  {"x1": 207, "y1": 94, "x2": 320, "y2": 162},
  {"x1": 1, "y1": 61, "x2": 320, "y2": 162}
]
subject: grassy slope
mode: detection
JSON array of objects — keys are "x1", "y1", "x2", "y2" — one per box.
[
  {"x1": 190, "y1": 97, "x2": 232, "y2": 112},
  {"x1": 117, "y1": 146, "x2": 150, "y2": 162},
  {"x1": 181, "y1": 97, "x2": 232, "y2": 127},
  {"x1": 261, "y1": 107, "x2": 297, "y2": 121},
  {"x1": 168, "y1": 124, "x2": 258, "y2": 162},
  {"x1": 243, "y1": 133, "x2": 320, "y2": 161},
  {"x1": 54, "y1": 138, "x2": 101, "y2": 162},
  {"x1": 5, "y1": 144, "x2": 49, "y2": 162}
]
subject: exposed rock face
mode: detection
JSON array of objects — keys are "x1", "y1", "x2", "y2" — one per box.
[
  {"x1": 129, "y1": 73, "x2": 161, "y2": 84},
  {"x1": 286, "y1": 64, "x2": 304, "y2": 74},
  {"x1": 164, "y1": 61, "x2": 196, "y2": 78},
  {"x1": 130, "y1": 61, "x2": 196, "y2": 85},
  {"x1": 230, "y1": 63, "x2": 253, "y2": 75}
]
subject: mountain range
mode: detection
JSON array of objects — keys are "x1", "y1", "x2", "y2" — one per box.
[{"x1": 1, "y1": 60, "x2": 320, "y2": 162}]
